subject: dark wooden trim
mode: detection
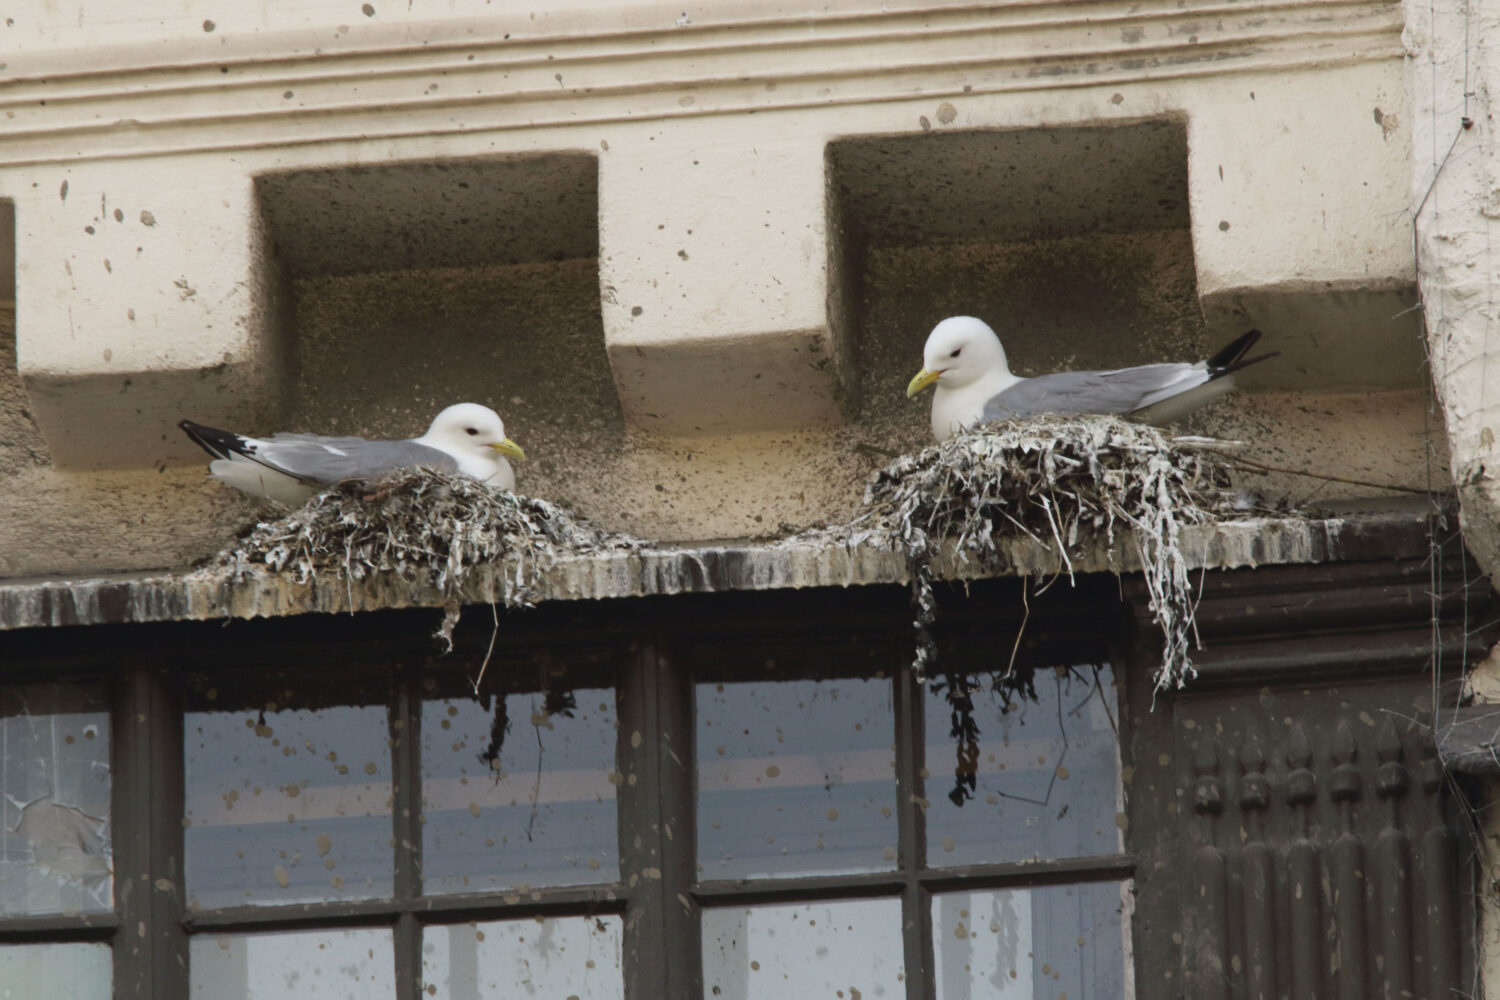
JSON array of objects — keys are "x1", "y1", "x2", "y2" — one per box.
[
  {"x1": 656, "y1": 638, "x2": 704, "y2": 998},
  {"x1": 112, "y1": 666, "x2": 188, "y2": 1000},
  {"x1": 617, "y1": 641, "x2": 666, "y2": 999},
  {"x1": 0, "y1": 914, "x2": 119, "y2": 942},
  {"x1": 180, "y1": 886, "x2": 627, "y2": 932},
  {"x1": 391, "y1": 667, "x2": 422, "y2": 1000},
  {"x1": 894, "y1": 650, "x2": 934, "y2": 1000},
  {"x1": 589, "y1": 635, "x2": 703, "y2": 997},
  {"x1": 915, "y1": 855, "x2": 1137, "y2": 892},
  {"x1": 693, "y1": 872, "x2": 908, "y2": 906},
  {"x1": 392, "y1": 913, "x2": 421, "y2": 1000}
]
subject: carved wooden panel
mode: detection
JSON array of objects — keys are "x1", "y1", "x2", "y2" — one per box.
[{"x1": 1173, "y1": 684, "x2": 1466, "y2": 1000}]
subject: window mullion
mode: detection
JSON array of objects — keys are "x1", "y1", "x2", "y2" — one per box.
[
  {"x1": 893, "y1": 645, "x2": 934, "y2": 1000},
  {"x1": 112, "y1": 665, "x2": 187, "y2": 1000},
  {"x1": 618, "y1": 637, "x2": 702, "y2": 999},
  {"x1": 391, "y1": 666, "x2": 423, "y2": 1000},
  {"x1": 655, "y1": 637, "x2": 702, "y2": 998}
]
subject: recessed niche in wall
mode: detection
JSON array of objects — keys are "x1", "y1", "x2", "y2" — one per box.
[
  {"x1": 254, "y1": 154, "x2": 621, "y2": 505},
  {"x1": 826, "y1": 119, "x2": 1204, "y2": 446}
]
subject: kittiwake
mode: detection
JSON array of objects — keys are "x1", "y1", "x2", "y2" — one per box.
[
  {"x1": 180, "y1": 403, "x2": 526, "y2": 505},
  {"x1": 906, "y1": 316, "x2": 1274, "y2": 441}
]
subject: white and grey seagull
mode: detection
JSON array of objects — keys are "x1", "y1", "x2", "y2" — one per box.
[
  {"x1": 906, "y1": 315, "x2": 1274, "y2": 441},
  {"x1": 180, "y1": 403, "x2": 526, "y2": 505}
]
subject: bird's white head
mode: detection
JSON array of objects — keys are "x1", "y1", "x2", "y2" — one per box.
[
  {"x1": 906, "y1": 316, "x2": 1011, "y2": 397},
  {"x1": 420, "y1": 403, "x2": 526, "y2": 487}
]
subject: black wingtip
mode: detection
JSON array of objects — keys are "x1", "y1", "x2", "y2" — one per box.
[
  {"x1": 179, "y1": 419, "x2": 244, "y2": 462},
  {"x1": 1207, "y1": 329, "x2": 1277, "y2": 376},
  {"x1": 1205, "y1": 328, "x2": 1261, "y2": 369}
]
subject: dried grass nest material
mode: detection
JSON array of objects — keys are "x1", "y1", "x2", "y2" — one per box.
[
  {"x1": 219, "y1": 469, "x2": 643, "y2": 630},
  {"x1": 807, "y1": 415, "x2": 1264, "y2": 693}
]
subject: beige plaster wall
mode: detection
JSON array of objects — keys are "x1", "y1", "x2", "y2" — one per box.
[{"x1": 0, "y1": 0, "x2": 1444, "y2": 579}]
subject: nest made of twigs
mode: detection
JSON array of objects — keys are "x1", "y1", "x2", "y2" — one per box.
[
  {"x1": 219, "y1": 469, "x2": 642, "y2": 628},
  {"x1": 805, "y1": 415, "x2": 1262, "y2": 692}
]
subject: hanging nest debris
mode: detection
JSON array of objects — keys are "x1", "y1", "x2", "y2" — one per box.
[
  {"x1": 802, "y1": 415, "x2": 1262, "y2": 694},
  {"x1": 218, "y1": 468, "x2": 642, "y2": 645}
]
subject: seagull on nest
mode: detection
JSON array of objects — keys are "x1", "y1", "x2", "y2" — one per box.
[
  {"x1": 906, "y1": 316, "x2": 1273, "y2": 441},
  {"x1": 180, "y1": 403, "x2": 526, "y2": 505}
]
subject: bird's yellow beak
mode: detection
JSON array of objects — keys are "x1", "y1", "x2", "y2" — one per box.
[
  {"x1": 490, "y1": 437, "x2": 526, "y2": 461},
  {"x1": 906, "y1": 368, "x2": 943, "y2": 398}
]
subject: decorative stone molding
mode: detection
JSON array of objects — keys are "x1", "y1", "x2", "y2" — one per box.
[{"x1": 2, "y1": 1, "x2": 1405, "y2": 166}]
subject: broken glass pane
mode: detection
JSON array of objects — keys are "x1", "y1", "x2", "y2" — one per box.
[
  {"x1": 421, "y1": 652, "x2": 619, "y2": 893},
  {"x1": 696, "y1": 642, "x2": 897, "y2": 880},
  {"x1": 931, "y1": 882, "x2": 1129, "y2": 998},
  {"x1": 183, "y1": 672, "x2": 392, "y2": 909},
  {"x1": 925, "y1": 665, "x2": 1121, "y2": 866},
  {"x1": 422, "y1": 915, "x2": 622, "y2": 999},
  {"x1": 702, "y1": 897, "x2": 904, "y2": 1000},
  {"x1": 0, "y1": 682, "x2": 111, "y2": 916},
  {"x1": 0, "y1": 942, "x2": 111, "y2": 999},
  {"x1": 189, "y1": 927, "x2": 394, "y2": 999}
]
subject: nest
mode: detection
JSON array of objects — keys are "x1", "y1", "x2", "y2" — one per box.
[
  {"x1": 217, "y1": 417, "x2": 1259, "y2": 694},
  {"x1": 219, "y1": 469, "x2": 641, "y2": 644},
  {"x1": 811, "y1": 415, "x2": 1257, "y2": 693}
]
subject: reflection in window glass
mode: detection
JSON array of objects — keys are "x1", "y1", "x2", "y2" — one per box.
[
  {"x1": 697, "y1": 666, "x2": 896, "y2": 880},
  {"x1": 0, "y1": 683, "x2": 111, "y2": 916},
  {"x1": 702, "y1": 897, "x2": 904, "y2": 1000},
  {"x1": 189, "y1": 927, "x2": 394, "y2": 999},
  {"x1": 422, "y1": 915, "x2": 622, "y2": 999},
  {"x1": 925, "y1": 666, "x2": 1120, "y2": 866},
  {"x1": 0, "y1": 942, "x2": 111, "y2": 1000},
  {"x1": 931, "y1": 882, "x2": 1129, "y2": 999},
  {"x1": 183, "y1": 674, "x2": 392, "y2": 908},
  {"x1": 422, "y1": 683, "x2": 619, "y2": 893}
]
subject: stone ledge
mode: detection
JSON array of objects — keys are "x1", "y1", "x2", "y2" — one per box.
[{"x1": 0, "y1": 510, "x2": 1433, "y2": 631}]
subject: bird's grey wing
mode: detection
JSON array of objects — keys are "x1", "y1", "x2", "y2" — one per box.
[
  {"x1": 982, "y1": 364, "x2": 1204, "y2": 420},
  {"x1": 254, "y1": 434, "x2": 458, "y2": 485}
]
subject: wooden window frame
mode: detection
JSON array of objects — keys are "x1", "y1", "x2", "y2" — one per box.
[{"x1": 2, "y1": 533, "x2": 1485, "y2": 1000}]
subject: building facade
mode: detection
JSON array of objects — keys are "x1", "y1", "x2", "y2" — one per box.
[{"x1": 2, "y1": 0, "x2": 1496, "y2": 996}]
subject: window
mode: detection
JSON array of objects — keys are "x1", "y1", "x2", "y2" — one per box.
[{"x1": 0, "y1": 523, "x2": 1479, "y2": 999}]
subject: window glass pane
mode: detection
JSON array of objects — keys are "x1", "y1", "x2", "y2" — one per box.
[
  {"x1": 697, "y1": 643, "x2": 897, "y2": 880},
  {"x1": 702, "y1": 897, "x2": 904, "y2": 1000},
  {"x1": 931, "y1": 882, "x2": 1129, "y2": 999},
  {"x1": 0, "y1": 942, "x2": 111, "y2": 999},
  {"x1": 925, "y1": 665, "x2": 1121, "y2": 866},
  {"x1": 422, "y1": 915, "x2": 622, "y2": 999},
  {"x1": 0, "y1": 682, "x2": 111, "y2": 916},
  {"x1": 189, "y1": 927, "x2": 394, "y2": 999},
  {"x1": 421, "y1": 652, "x2": 619, "y2": 893},
  {"x1": 183, "y1": 672, "x2": 392, "y2": 909}
]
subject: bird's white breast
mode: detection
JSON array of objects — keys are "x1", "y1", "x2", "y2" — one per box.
[{"x1": 931, "y1": 372, "x2": 1020, "y2": 441}]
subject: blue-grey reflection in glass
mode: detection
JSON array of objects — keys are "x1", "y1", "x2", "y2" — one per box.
[
  {"x1": 926, "y1": 666, "x2": 1120, "y2": 866},
  {"x1": 421, "y1": 688, "x2": 618, "y2": 893},
  {"x1": 697, "y1": 672, "x2": 896, "y2": 880},
  {"x1": 190, "y1": 927, "x2": 394, "y2": 998},
  {"x1": 184, "y1": 675, "x2": 392, "y2": 908},
  {"x1": 703, "y1": 897, "x2": 905, "y2": 1000},
  {"x1": 932, "y1": 882, "x2": 1129, "y2": 999},
  {"x1": 0, "y1": 683, "x2": 111, "y2": 916}
]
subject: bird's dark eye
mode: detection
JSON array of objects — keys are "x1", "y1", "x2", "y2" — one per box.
[
  {"x1": 949, "y1": 348, "x2": 962, "y2": 359},
  {"x1": 465, "y1": 427, "x2": 479, "y2": 436}
]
